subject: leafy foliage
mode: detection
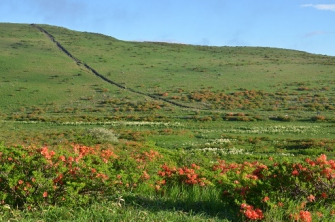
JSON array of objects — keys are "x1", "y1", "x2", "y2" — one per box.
[{"x1": 1, "y1": 142, "x2": 335, "y2": 220}]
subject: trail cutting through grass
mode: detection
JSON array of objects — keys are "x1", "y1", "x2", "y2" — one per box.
[{"x1": 31, "y1": 24, "x2": 200, "y2": 111}]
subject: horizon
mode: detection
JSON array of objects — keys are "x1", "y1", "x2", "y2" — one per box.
[{"x1": 1, "y1": 0, "x2": 334, "y2": 56}]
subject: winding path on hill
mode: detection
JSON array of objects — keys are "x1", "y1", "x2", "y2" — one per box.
[{"x1": 31, "y1": 24, "x2": 200, "y2": 110}]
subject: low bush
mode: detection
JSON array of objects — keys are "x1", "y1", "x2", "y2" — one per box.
[
  {"x1": 86, "y1": 128, "x2": 119, "y2": 143},
  {"x1": 1, "y1": 142, "x2": 335, "y2": 221}
]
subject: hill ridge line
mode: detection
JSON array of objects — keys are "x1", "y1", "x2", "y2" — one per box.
[{"x1": 31, "y1": 24, "x2": 200, "y2": 111}]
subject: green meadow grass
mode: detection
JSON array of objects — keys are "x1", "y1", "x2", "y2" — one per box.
[
  {"x1": 0, "y1": 23, "x2": 151, "y2": 119},
  {"x1": 2, "y1": 23, "x2": 335, "y2": 120},
  {"x1": 1, "y1": 23, "x2": 335, "y2": 221},
  {"x1": 40, "y1": 24, "x2": 335, "y2": 95},
  {"x1": 1, "y1": 22, "x2": 335, "y2": 160}
]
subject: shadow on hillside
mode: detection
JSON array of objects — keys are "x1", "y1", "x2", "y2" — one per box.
[{"x1": 124, "y1": 194, "x2": 237, "y2": 221}]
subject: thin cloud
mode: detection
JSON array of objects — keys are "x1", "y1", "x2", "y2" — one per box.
[
  {"x1": 301, "y1": 4, "x2": 335, "y2": 11},
  {"x1": 303, "y1": 31, "x2": 329, "y2": 38},
  {"x1": 29, "y1": 0, "x2": 87, "y2": 24},
  {"x1": 134, "y1": 38, "x2": 186, "y2": 45},
  {"x1": 228, "y1": 31, "x2": 248, "y2": 46},
  {"x1": 197, "y1": 38, "x2": 210, "y2": 46}
]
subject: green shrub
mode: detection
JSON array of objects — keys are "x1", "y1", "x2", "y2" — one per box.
[{"x1": 86, "y1": 128, "x2": 118, "y2": 143}]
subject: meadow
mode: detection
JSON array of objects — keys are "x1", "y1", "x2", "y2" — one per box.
[{"x1": 1, "y1": 23, "x2": 335, "y2": 221}]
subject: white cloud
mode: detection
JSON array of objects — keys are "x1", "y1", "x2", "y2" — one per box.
[{"x1": 301, "y1": 4, "x2": 335, "y2": 11}]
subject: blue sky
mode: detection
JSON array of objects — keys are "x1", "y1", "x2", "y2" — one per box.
[{"x1": 1, "y1": 0, "x2": 334, "y2": 56}]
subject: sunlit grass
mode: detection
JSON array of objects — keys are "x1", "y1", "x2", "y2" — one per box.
[{"x1": 1, "y1": 22, "x2": 335, "y2": 221}]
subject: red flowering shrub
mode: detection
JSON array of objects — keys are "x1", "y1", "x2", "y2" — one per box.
[
  {"x1": 0, "y1": 143, "x2": 121, "y2": 208},
  {"x1": 212, "y1": 154, "x2": 335, "y2": 220},
  {"x1": 1, "y1": 140, "x2": 335, "y2": 221},
  {"x1": 157, "y1": 163, "x2": 209, "y2": 187}
]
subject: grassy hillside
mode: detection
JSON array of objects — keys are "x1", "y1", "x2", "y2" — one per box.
[
  {"x1": 40, "y1": 24, "x2": 335, "y2": 93},
  {"x1": 40, "y1": 24, "x2": 335, "y2": 113},
  {"x1": 1, "y1": 23, "x2": 335, "y2": 123},
  {"x1": 0, "y1": 23, "x2": 152, "y2": 121},
  {"x1": 2, "y1": 22, "x2": 335, "y2": 221},
  {"x1": 1, "y1": 22, "x2": 335, "y2": 151}
]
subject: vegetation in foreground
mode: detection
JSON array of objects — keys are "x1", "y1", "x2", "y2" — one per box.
[{"x1": 1, "y1": 139, "x2": 335, "y2": 221}]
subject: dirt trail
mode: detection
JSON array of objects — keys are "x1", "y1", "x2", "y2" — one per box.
[{"x1": 31, "y1": 24, "x2": 200, "y2": 110}]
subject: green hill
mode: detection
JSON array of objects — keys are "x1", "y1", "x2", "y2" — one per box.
[{"x1": 1, "y1": 23, "x2": 335, "y2": 122}]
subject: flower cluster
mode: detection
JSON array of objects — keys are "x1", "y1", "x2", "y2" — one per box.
[
  {"x1": 240, "y1": 203, "x2": 264, "y2": 220},
  {"x1": 290, "y1": 210, "x2": 312, "y2": 222},
  {"x1": 157, "y1": 163, "x2": 208, "y2": 187},
  {"x1": 221, "y1": 125, "x2": 319, "y2": 135}
]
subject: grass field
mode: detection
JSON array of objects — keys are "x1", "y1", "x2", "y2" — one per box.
[{"x1": 1, "y1": 23, "x2": 335, "y2": 221}]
